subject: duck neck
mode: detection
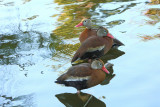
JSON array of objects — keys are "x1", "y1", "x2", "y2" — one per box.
[
  {"x1": 104, "y1": 36, "x2": 113, "y2": 43},
  {"x1": 86, "y1": 25, "x2": 92, "y2": 29}
]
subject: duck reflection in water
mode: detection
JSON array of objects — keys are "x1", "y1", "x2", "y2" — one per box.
[
  {"x1": 55, "y1": 92, "x2": 106, "y2": 107},
  {"x1": 101, "y1": 62, "x2": 115, "y2": 85},
  {"x1": 101, "y1": 47, "x2": 125, "y2": 64},
  {"x1": 100, "y1": 48, "x2": 125, "y2": 85}
]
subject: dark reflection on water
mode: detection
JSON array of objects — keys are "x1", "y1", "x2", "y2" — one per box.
[
  {"x1": 101, "y1": 48, "x2": 125, "y2": 63},
  {"x1": 56, "y1": 92, "x2": 106, "y2": 107},
  {"x1": 0, "y1": 31, "x2": 51, "y2": 65},
  {"x1": 49, "y1": 33, "x2": 80, "y2": 57},
  {"x1": 101, "y1": 48, "x2": 125, "y2": 85},
  {"x1": 106, "y1": 20, "x2": 125, "y2": 28},
  {"x1": 0, "y1": 94, "x2": 34, "y2": 107},
  {"x1": 101, "y1": 62, "x2": 115, "y2": 85},
  {"x1": 0, "y1": 34, "x2": 18, "y2": 65}
]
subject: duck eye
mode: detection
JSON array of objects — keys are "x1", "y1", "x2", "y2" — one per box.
[{"x1": 99, "y1": 63, "x2": 102, "y2": 66}]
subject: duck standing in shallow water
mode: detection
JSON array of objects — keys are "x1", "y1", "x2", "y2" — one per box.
[
  {"x1": 75, "y1": 18, "x2": 124, "y2": 47},
  {"x1": 71, "y1": 26, "x2": 113, "y2": 63},
  {"x1": 55, "y1": 59, "x2": 109, "y2": 93}
]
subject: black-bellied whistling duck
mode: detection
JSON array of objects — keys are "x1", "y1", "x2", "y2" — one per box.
[
  {"x1": 75, "y1": 18, "x2": 124, "y2": 47},
  {"x1": 55, "y1": 59, "x2": 109, "y2": 93},
  {"x1": 75, "y1": 18, "x2": 97, "y2": 43},
  {"x1": 71, "y1": 26, "x2": 113, "y2": 63}
]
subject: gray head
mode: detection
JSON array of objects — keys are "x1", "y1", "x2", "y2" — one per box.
[
  {"x1": 75, "y1": 18, "x2": 92, "y2": 29},
  {"x1": 97, "y1": 26, "x2": 114, "y2": 39},
  {"x1": 91, "y1": 59, "x2": 109, "y2": 74}
]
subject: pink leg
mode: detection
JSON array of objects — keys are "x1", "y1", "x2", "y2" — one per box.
[
  {"x1": 77, "y1": 90, "x2": 81, "y2": 94},
  {"x1": 88, "y1": 59, "x2": 92, "y2": 63}
]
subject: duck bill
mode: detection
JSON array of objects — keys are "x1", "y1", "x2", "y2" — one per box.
[
  {"x1": 75, "y1": 22, "x2": 83, "y2": 27},
  {"x1": 102, "y1": 66, "x2": 110, "y2": 74},
  {"x1": 107, "y1": 33, "x2": 114, "y2": 39}
]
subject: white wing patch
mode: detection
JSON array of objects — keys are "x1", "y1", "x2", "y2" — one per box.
[
  {"x1": 87, "y1": 45, "x2": 105, "y2": 52},
  {"x1": 65, "y1": 76, "x2": 90, "y2": 81}
]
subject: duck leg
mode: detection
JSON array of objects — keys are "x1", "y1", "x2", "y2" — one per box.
[
  {"x1": 83, "y1": 95, "x2": 93, "y2": 107},
  {"x1": 88, "y1": 59, "x2": 92, "y2": 63},
  {"x1": 77, "y1": 90, "x2": 81, "y2": 94}
]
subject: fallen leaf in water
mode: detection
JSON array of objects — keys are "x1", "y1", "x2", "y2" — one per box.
[
  {"x1": 148, "y1": 0, "x2": 160, "y2": 5},
  {"x1": 146, "y1": 20, "x2": 159, "y2": 25},
  {"x1": 22, "y1": 15, "x2": 39, "y2": 21},
  {"x1": 140, "y1": 34, "x2": 160, "y2": 41},
  {"x1": 85, "y1": 2, "x2": 96, "y2": 8}
]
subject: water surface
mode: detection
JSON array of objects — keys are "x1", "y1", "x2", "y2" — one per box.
[{"x1": 0, "y1": 0, "x2": 160, "y2": 107}]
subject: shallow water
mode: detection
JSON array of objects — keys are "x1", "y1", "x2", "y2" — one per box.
[{"x1": 0, "y1": 0, "x2": 160, "y2": 107}]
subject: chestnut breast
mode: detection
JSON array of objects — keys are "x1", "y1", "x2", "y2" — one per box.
[
  {"x1": 87, "y1": 69, "x2": 106, "y2": 88},
  {"x1": 103, "y1": 36, "x2": 113, "y2": 54},
  {"x1": 79, "y1": 28, "x2": 97, "y2": 43}
]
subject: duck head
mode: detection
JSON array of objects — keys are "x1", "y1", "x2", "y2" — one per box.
[
  {"x1": 97, "y1": 26, "x2": 114, "y2": 39},
  {"x1": 75, "y1": 18, "x2": 92, "y2": 29},
  {"x1": 91, "y1": 59, "x2": 110, "y2": 74}
]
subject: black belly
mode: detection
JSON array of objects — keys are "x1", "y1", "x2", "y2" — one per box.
[
  {"x1": 80, "y1": 49, "x2": 104, "y2": 60},
  {"x1": 55, "y1": 80, "x2": 88, "y2": 90}
]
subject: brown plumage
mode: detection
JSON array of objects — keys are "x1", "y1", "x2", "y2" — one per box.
[
  {"x1": 75, "y1": 18, "x2": 124, "y2": 47},
  {"x1": 79, "y1": 28, "x2": 97, "y2": 43},
  {"x1": 55, "y1": 59, "x2": 109, "y2": 92},
  {"x1": 71, "y1": 26, "x2": 113, "y2": 63}
]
